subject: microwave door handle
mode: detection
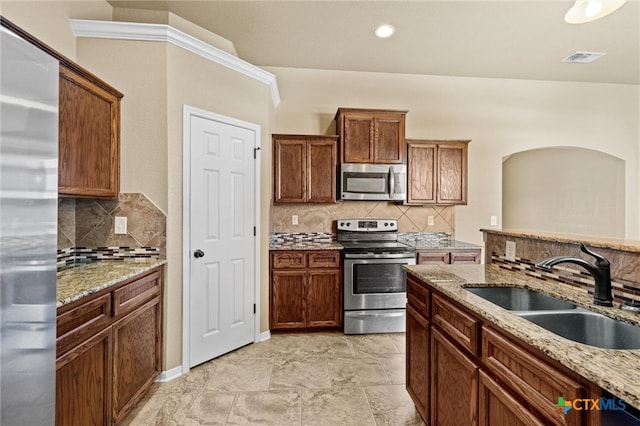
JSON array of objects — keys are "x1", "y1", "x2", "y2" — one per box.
[{"x1": 389, "y1": 167, "x2": 395, "y2": 195}]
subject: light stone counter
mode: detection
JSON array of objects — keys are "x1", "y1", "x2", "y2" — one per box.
[
  {"x1": 56, "y1": 259, "x2": 167, "y2": 308},
  {"x1": 482, "y1": 228, "x2": 640, "y2": 253},
  {"x1": 404, "y1": 263, "x2": 640, "y2": 410}
]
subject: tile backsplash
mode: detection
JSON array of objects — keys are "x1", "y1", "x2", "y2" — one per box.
[
  {"x1": 58, "y1": 192, "x2": 166, "y2": 258},
  {"x1": 270, "y1": 202, "x2": 455, "y2": 235}
]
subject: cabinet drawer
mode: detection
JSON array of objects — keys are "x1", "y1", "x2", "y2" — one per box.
[
  {"x1": 113, "y1": 269, "x2": 162, "y2": 318},
  {"x1": 431, "y1": 293, "x2": 480, "y2": 356},
  {"x1": 407, "y1": 275, "x2": 430, "y2": 316},
  {"x1": 450, "y1": 249, "x2": 481, "y2": 264},
  {"x1": 307, "y1": 251, "x2": 341, "y2": 268},
  {"x1": 417, "y1": 251, "x2": 450, "y2": 264},
  {"x1": 57, "y1": 293, "x2": 112, "y2": 355},
  {"x1": 272, "y1": 252, "x2": 307, "y2": 269},
  {"x1": 482, "y1": 327, "x2": 583, "y2": 426}
]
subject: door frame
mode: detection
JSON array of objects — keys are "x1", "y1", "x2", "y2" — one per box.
[{"x1": 181, "y1": 104, "x2": 261, "y2": 374}]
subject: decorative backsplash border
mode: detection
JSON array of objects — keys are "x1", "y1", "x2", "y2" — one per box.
[
  {"x1": 491, "y1": 253, "x2": 640, "y2": 305},
  {"x1": 398, "y1": 232, "x2": 451, "y2": 246},
  {"x1": 270, "y1": 232, "x2": 335, "y2": 243},
  {"x1": 57, "y1": 247, "x2": 160, "y2": 270}
]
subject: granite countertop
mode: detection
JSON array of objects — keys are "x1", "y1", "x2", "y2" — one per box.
[
  {"x1": 404, "y1": 263, "x2": 640, "y2": 409},
  {"x1": 56, "y1": 259, "x2": 167, "y2": 308},
  {"x1": 482, "y1": 228, "x2": 640, "y2": 253}
]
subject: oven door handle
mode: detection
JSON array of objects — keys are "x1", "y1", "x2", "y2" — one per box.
[{"x1": 344, "y1": 253, "x2": 416, "y2": 259}]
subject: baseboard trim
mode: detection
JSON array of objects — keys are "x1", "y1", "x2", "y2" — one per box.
[{"x1": 156, "y1": 365, "x2": 183, "y2": 383}]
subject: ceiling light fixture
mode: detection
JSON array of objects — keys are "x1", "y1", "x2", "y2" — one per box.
[
  {"x1": 374, "y1": 24, "x2": 396, "y2": 39},
  {"x1": 564, "y1": 0, "x2": 627, "y2": 24}
]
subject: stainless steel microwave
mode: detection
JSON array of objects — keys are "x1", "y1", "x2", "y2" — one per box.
[{"x1": 341, "y1": 163, "x2": 407, "y2": 201}]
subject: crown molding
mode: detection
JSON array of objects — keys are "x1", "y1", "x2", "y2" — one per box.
[{"x1": 68, "y1": 19, "x2": 280, "y2": 106}]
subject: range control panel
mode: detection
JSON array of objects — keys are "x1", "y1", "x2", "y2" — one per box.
[{"x1": 337, "y1": 219, "x2": 398, "y2": 232}]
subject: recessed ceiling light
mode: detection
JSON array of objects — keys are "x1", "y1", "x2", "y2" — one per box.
[{"x1": 374, "y1": 24, "x2": 396, "y2": 39}]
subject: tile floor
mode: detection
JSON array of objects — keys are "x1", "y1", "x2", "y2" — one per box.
[{"x1": 122, "y1": 332, "x2": 425, "y2": 425}]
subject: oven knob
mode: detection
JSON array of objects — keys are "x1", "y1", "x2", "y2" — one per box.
[{"x1": 384, "y1": 222, "x2": 389, "y2": 227}]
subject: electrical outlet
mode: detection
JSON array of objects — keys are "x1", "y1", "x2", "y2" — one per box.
[
  {"x1": 114, "y1": 216, "x2": 127, "y2": 235},
  {"x1": 505, "y1": 240, "x2": 516, "y2": 261},
  {"x1": 490, "y1": 215, "x2": 497, "y2": 226},
  {"x1": 292, "y1": 215, "x2": 298, "y2": 225},
  {"x1": 427, "y1": 216, "x2": 434, "y2": 226}
]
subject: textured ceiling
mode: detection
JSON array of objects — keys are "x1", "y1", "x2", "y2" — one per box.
[{"x1": 108, "y1": 0, "x2": 640, "y2": 84}]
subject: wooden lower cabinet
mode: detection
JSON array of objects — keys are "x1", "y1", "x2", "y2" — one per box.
[
  {"x1": 406, "y1": 273, "x2": 602, "y2": 426},
  {"x1": 270, "y1": 250, "x2": 342, "y2": 330},
  {"x1": 56, "y1": 267, "x2": 163, "y2": 425},
  {"x1": 479, "y1": 371, "x2": 548, "y2": 426},
  {"x1": 112, "y1": 297, "x2": 162, "y2": 424},
  {"x1": 431, "y1": 327, "x2": 479, "y2": 426},
  {"x1": 56, "y1": 328, "x2": 112, "y2": 426},
  {"x1": 406, "y1": 305, "x2": 430, "y2": 422}
]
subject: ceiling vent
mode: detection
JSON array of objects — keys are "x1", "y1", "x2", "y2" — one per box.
[{"x1": 562, "y1": 51, "x2": 606, "y2": 63}]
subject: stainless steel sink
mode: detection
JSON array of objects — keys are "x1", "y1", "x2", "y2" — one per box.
[
  {"x1": 517, "y1": 310, "x2": 640, "y2": 350},
  {"x1": 465, "y1": 287, "x2": 577, "y2": 311}
]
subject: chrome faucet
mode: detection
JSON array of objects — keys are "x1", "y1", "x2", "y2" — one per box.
[{"x1": 536, "y1": 243, "x2": 613, "y2": 307}]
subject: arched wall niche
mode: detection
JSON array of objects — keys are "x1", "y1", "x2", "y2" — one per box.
[{"x1": 502, "y1": 147, "x2": 625, "y2": 238}]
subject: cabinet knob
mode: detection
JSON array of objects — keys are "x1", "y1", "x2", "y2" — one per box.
[{"x1": 194, "y1": 249, "x2": 205, "y2": 258}]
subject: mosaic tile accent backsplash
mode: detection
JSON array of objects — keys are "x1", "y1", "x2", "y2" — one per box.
[
  {"x1": 484, "y1": 231, "x2": 640, "y2": 305},
  {"x1": 57, "y1": 247, "x2": 160, "y2": 270},
  {"x1": 270, "y1": 202, "x2": 455, "y2": 235},
  {"x1": 58, "y1": 192, "x2": 166, "y2": 261},
  {"x1": 491, "y1": 253, "x2": 640, "y2": 305}
]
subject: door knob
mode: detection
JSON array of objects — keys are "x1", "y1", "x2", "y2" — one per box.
[{"x1": 194, "y1": 249, "x2": 205, "y2": 258}]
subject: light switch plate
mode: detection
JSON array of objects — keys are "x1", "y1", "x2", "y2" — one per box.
[
  {"x1": 115, "y1": 216, "x2": 127, "y2": 234},
  {"x1": 505, "y1": 241, "x2": 516, "y2": 261}
]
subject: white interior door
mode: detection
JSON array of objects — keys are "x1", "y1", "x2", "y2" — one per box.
[{"x1": 188, "y1": 112, "x2": 257, "y2": 368}]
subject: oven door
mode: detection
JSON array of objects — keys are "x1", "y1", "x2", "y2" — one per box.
[{"x1": 343, "y1": 255, "x2": 416, "y2": 311}]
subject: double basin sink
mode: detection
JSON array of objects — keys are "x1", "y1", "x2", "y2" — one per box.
[{"x1": 465, "y1": 287, "x2": 640, "y2": 350}]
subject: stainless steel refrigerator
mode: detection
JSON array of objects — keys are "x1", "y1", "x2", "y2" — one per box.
[{"x1": 0, "y1": 25, "x2": 58, "y2": 425}]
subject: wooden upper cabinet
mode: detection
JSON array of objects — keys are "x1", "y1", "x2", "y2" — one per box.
[
  {"x1": 407, "y1": 139, "x2": 469, "y2": 205},
  {"x1": 273, "y1": 134, "x2": 338, "y2": 203},
  {"x1": 336, "y1": 108, "x2": 407, "y2": 164},
  {"x1": 59, "y1": 64, "x2": 123, "y2": 198}
]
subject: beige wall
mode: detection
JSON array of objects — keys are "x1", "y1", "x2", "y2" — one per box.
[
  {"x1": 0, "y1": 0, "x2": 112, "y2": 60},
  {"x1": 76, "y1": 37, "x2": 274, "y2": 370},
  {"x1": 503, "y1": 147, "x2": 625, "y2": 237},
  {"x1": 266, "y1": 67, "x2": 640, "y2": 244}
]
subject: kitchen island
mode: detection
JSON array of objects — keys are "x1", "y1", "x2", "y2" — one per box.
[{"x1": 404, "y1": 263, "x2": 640, "y2": 425}]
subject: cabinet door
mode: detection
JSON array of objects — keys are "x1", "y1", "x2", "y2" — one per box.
[
  {"x1": 306, "y1": 269, "x2": 341, "y2": 327},
  {"x1": 307, "y1": 140, "x2": 337, "y2": 203},
  {"x1": 342, "y1": 114, "x2": 374, "y2": 163},
  {"x1": 271, "y1": 270, "x2": 307, "y2": 329},
  {"x1": 112, "y1": 297, "x2": 162, "y2": 424},
  {"x1": 58, "y1": 64, "x2": 120, "y2": 198},
  {"x1": 406, "y1": 305, "x2": 430, "y2": 423},
  {"x1": 479, "y1": 371, "x2": 548, "y2": 426},
  {"x1": 437, "y1": 142, "x2": 468, "y2": 205},
  {"x1": 274, "y1": 138, "x2": 306, "y2": 202},
  {"x1": 431, "y1": 327, "x2": 479, "y2": 426},
  {"x1": 407, "y1": 142, "x2": 437, "y2": 204},
  {"x1": 56, "y1": 328, "x2": 112, "y2": 426},
  {"x1": 374, "y1": 113, "x2": 405, "y2": 164}
]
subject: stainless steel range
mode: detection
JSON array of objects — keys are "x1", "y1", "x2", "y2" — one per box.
[{"x1": 337, "y1": 219, "x2": 416, "y2": 334}]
